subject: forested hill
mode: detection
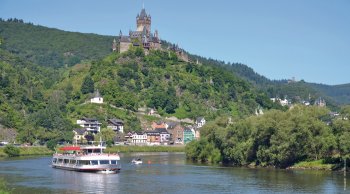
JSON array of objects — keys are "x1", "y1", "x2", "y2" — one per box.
[
  {"x1": 192, "y1": 54, "x2": 349, "y2": 106},
  {"x1": 0, "y1": 19, "x2": 113, "y2": 68},
  {"x1": 1, "y1": 19, "x2": 349, "y2": 105},
  {"x1": 306, "y1": 83, "x2": 350, "y2": 105}
]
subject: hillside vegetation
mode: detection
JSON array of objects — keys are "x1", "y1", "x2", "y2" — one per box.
[
  {"x1": 0, "y1": 19, "x2": 113, "y2": 67},
  {"x1": 1, "y1": 19, "x2": 349, "y2": 105},
  {"x1": 186, "y1": 105, "x2": 350, "y2": 168}
]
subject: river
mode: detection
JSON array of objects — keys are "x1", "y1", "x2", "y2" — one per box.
[{"x1": 0, "y1": 152, "x2": 349, "y2": 193}]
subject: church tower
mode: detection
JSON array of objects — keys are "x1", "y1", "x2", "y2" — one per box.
[{"x1": 136, "y1": 8, "x2": 151, "y2": 36}]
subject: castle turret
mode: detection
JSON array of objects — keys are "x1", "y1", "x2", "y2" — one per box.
[
  {"x1": 112, "y1": 38, "x2": 117, "y2": 52},
  {"x1": 136, "y1": 8, "x2": 151, "y2": 35}
]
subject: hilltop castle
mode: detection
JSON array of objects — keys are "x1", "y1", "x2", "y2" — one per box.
[{"x1": 112, "y1": 8, "x2": 189, "y2": 62}]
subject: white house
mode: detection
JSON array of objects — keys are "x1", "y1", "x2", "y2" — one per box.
[
  {"x1": 73, "y1": 128, "x2": 88, "y2": 144},
  {"x1": 270, "y1": 97, "x2": 289, "y2": 106},
  {"x1": 76, "y1": 118, "x2": 101, "y2": 133},
  {"x1": 107, "y1": 119, "x2": 124, "y2": 133},
  {"x1": 90, "y1": 90, "x2": 103, "y2": 104},
  {"x1": 131, "y1": 132, "x2": 147, "y2": 145},
  {"x1": 157, "y1": 128, "x2": 171, "y2": 144},
  {"x1": 195, "y1": 117, "x2": 206, "y2": 128}
]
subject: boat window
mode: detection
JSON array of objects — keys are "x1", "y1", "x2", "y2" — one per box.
[
  {"x1": 91, "y1": 160, "x2": 98, "y2": 165},
  {"x1": 70, "y1": 160, "x2": 76, "y2": 164},
  {"x1": 110, "y1": 160, "x2": 117, "y2": 164},
  {"x1": 79, "y1": 160, "x2": 90, "y2": 165},
  {"x1": 99, "y1": 160, "x2": 109, "y2": 165},
  {"x1": 58, "y1": 159, "x2": 63, "y2": 163},
  {"x1": 52, "y1": 158, "x2": 57, "y2": 163},
  {"x1": 64, "y1": 159, "x2": 69, "y2": 164}
]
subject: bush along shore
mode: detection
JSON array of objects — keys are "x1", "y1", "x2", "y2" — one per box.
[
  {"x1": 0, "y1": 146, "x2": 54, "y2": 157},
  {"x1": 0, "y1": 145, "x2": 185, "y2": 157}
]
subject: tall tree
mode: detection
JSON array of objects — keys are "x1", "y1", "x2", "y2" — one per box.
[{"x1": 81, "y1": 75, "x2": 94, "y2": 94}]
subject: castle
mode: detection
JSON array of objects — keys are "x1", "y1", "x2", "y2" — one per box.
[{"x1": 112, "y1": 8, "x2": 189, "y2": 62}]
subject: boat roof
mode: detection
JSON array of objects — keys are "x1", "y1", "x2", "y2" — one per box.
[{"x1": 59, "y1": 146, "x2": 81, "y2": 151}]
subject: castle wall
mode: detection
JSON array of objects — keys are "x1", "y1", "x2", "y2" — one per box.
[{"x1": 120, "y1": 42, "x2": 131, "y2": 53}]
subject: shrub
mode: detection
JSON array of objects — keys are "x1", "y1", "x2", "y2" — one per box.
[
  {"x1": 46, "y1": 139, "x2": 58, "y2": 151},
  {"x1": 4, "y1": 144, "x2": 20, "y2": 157}
]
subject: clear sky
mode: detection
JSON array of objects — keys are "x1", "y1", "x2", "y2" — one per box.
[{"x1": 1, "y1": 0, "x2": 349, "y2": 85}]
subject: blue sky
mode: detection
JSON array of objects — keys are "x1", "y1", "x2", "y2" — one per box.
[{"x1": 1, "y1": 0, "x2": 349, "y2": 85}]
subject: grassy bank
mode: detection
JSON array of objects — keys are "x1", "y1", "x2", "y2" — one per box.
[
  {"x1": 106, "y1": 145, "x2": 185, "y2": 153},
  {"x1": 0, "y1": 146, "x2": 53, "y2": 157},
  {"x1": 288, "y1": 160, "x2": 334, "y2": 170}
]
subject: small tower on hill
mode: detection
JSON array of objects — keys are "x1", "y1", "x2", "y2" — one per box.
[{"x1": 112, "y1": 39, "x2": 117, "y2": 52}]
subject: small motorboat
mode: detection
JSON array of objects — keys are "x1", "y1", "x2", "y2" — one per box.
[{"x1": 131, "y1": 158, "x2": 143, "y2": 164}]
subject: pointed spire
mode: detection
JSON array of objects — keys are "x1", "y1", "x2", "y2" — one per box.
[{"x1": 119, "y1": 30, "x2": 122, "y2": 37}]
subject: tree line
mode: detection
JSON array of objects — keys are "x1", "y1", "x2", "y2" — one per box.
[{"x1": 186, "y1": 105, "x2": 350, "y2": 168}]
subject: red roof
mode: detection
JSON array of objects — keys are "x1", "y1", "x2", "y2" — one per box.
[{"x1": 59, "y1": 146, "x2": 81, "y2": 151}]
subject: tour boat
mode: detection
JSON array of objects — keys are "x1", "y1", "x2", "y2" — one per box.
[
  {"x1": 51, "y1": 141, "x2": 121, "y2": 173},
  {"x1": 131, "y1": 158, "x2": 143, "y2": 165}
]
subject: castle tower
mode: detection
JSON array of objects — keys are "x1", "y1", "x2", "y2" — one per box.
[
  {"x1": 136, "y1": 8, "x2": 151, "y2": 36},
  {"x1": 112, "y1": 38, "x2": 117, "y2": 52}
]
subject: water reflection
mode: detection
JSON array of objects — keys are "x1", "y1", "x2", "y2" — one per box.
[
  {"x1": 0, "y1": 153, "x2": 349, "y2": 193},
  {"x1": 51, "y1": 170, "x2": 120, "y2": 193}
]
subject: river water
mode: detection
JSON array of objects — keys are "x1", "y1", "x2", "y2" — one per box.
[{"x1": 0, "y1": 152, "x2": 349, "y2": 193}]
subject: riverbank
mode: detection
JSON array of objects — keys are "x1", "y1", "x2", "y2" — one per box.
[
  {"x1": 0, "y1": 146, "x2": 54, "y2": 157},
  {"x1": 106, "y1": 145, "x2": 185, "y2": 153},
  {"x1": 287, "y1": 160, "x2": 335, "y2": 171},
  {"x1": 0, "y1": 145, "x2": 185, "y2": 157}
]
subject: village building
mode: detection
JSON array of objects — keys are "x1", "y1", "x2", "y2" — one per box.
[
  {"x1": 73, "y1": 128, "x2": 88, "y2": 144},
  {"x1": 195, "y1": 117, "x2": 206, "y2": 128},
  {"x1": 183, "y1": 127, "x2": 195, "y2": 144},
  {"x1": 151, "y1": 121, "x2": 166, "y2": 130},
  {"x1": 131, "y1": 132, "x2": 147, "y2": 145},
  {"x1": 107, "y1": 118, "x2": 124, "y2": 133},
  {"x1": 76, "y1": 118, "x2": 101, "y2": 134},
  {"x1": 90, "y1": 90, "x2": 103, "y2": 104},
  {"x1": 146, "y1": 130, "x2": 160, "y2": 145},
  {"x1": 165, "y1": 122, "x2": 184, "y2": 144}
]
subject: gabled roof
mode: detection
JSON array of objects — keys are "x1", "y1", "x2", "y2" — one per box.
[
  {"x1": 73, "y1": 128, "x2": 87, "y2": 135},
  {"x1": 166, "y1": 122, "x2": 178, "y2": 129},
  {"x1": 155, "y1": 128, "x2": 168, "y2": 134},
  {"x1": 81, "y1": 117, "x2": 98, "y2": 122},
  {"x1": 108, "y1": 119, "x2": 124, "y2": 126},
  {"x1": 196, "y1": 117, "x2": 204, "y2": 123}
]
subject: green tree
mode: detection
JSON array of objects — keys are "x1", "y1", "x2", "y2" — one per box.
[
  {"x1": 4, "y1": 144, "x2": 20, "y2": 157},
  {"x1": 81, "y1": 75, "x2": 94, "y2": 94}
]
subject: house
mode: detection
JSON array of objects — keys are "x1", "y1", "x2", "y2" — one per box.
[
  {"x1": 193, "y1": 127, "x2": 201, "y2": 140},
  {"x1": 107, "y1": 119, "x2": 124, "y2": 133},
  {"x1": 195, "y1": 117, "x2": 206, "y2": 128},
  {"x1": 90, "y1": 90, "x2": 103, "y2": 104},
  {"x1": 165, "y1": 122, "x2": 184, "y2": 144},
  {"x1": 76, "y1": 118, "x2": 101, "y2": 134},
  {"x1": 146, "y1": 130, "x2": 161, "y2": 145},
  {"x1": 183, "y1": 127, "x2": 195, "y2": 144},
  {"x1": 124, "y1": 132, "x2": 133, "y2": 144},
  {"x1": 131, "y1": 132, "x2": 147, "y2": 145},
  {"x1": 157, "y1": 128, "x2": 171, "y2": 145},
  {"x1": 270, "y1": 97, "x2": 290, "y2": 106},
  {"x1": 73, "y1": 128, "x2": 88, "y2": 144},
  {"x1": 151, "y1": 121, "x2": 166, "y2": 130}
]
